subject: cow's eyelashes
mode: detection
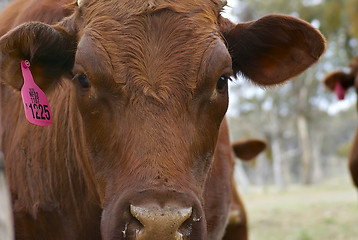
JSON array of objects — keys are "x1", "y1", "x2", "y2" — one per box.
[
  {"x1": 216, "y1": 76, "x2": 230, "y2": 92},
  {"x1": 73, "y1": 74, "x2": 91, "y2": 88}
]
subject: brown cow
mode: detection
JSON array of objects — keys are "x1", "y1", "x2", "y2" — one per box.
[
  {"x1": 223, "y1": 139, "x2": 266, "y2": 240},
  {"x1": 323, "y1": 57, "x2": 358, "y2": 189},
  {"x1": 0, "y1": 0, "x2": 325, "y2": 239}
]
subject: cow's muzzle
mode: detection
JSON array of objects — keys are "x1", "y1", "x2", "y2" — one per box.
[
  {"x1": 130, "y1": 204, "x2": 192, "y2": 240},
  {"x1": 101, "y1": 189, "x2": 206, "y2": 240}
]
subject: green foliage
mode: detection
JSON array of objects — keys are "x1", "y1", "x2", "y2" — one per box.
[
  {"x1": 296, "y1": 231, "x2": 314, "y2": 240},
  {"x1": 322, "y1": 1, "x2": 343, "y2": 35},
  {"x1": 347, "y1": 0, "x2": 358, "y2": 38}
]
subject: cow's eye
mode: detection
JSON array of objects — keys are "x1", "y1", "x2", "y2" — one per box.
[
  {"x1": 217, "y1": 76, "x2": 229, "y2": 91},
  {"x1": 78, "y1": 74, "x2": 90, "y2": 88}
]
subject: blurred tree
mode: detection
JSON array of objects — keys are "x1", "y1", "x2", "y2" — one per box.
[{"x1": 347, "y1": 0, "x2": 358, "y2": 40}]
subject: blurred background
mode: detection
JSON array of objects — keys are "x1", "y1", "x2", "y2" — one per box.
[
  {"x1": 223, "y1": 0, "x2": 358, "y2": 239},
  {"x1": 0, "y1": 0, "x2": 9, "y2": 9},
  {"x1": 0, "y1": 0, "x2": 357, "y2": 239}
]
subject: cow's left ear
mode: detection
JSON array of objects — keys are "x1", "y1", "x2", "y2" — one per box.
[
  {"x1": 220, "y1": 14, "x2": 326, "y2": 86},
  {"x1": 0, "y1": 22, "x2": 76, "y2": 91},
  {"x1": 232, "y1": 139, "x2": 267, "y2": 161}
]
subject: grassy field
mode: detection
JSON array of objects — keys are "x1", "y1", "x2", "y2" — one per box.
[{"x1": 240, "y1": 176, "x2": 358, "y2": 240}]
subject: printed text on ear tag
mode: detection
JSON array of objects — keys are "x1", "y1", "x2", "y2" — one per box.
[{"x1": 20, "y1": 60, "x2": 52, "y2": 126}]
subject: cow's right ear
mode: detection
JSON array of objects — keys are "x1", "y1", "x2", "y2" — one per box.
[
  {"x1": 323, "y1": 71, "x2": 354, "y2": 92},
  {"x1": 0, "y1": 22, "x2": 76, "y2": 91},
  {"x1": 232, "y1": 139, "x2": 267, "y2": 161},
  {"x1": 219, "y1": 14, "x2": 326, "y2": 86}
]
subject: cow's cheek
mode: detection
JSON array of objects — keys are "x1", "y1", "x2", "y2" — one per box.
[
  {"x1": 74, "y1": 88, "x2": 115, "y2": 138},
  {"x1": 73, "y1": 90, "x2": 120, "y2": 180},
  {"x1": 206, "y1": 87, "x2": 229, "y2": 128},
  {"x1": 189, "y1": 92, "x2": 228, "y2": 186}
]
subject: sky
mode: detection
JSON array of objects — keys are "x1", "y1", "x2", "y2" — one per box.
[{"x1": 222, "y1": 0, "x2": 239, "y2": 23}]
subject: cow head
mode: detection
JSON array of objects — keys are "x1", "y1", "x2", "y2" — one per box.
[
  {"x1": 0, "y1": 0, "x2": 325, "y2": 239},
  {"x1": 323, "y1": 57, "x2": 358, "y2": 100}
]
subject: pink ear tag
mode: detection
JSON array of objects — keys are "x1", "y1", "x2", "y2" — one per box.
[
  {"x1": 334, "y1": 81, "x2": 345, "y2": 101},
  {"x1": 20, "y1": 60, "x2": 52, "y2": 126}
]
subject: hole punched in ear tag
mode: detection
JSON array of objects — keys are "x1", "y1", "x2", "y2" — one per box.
[{"x1": 20, "y1": 60, "x2": 52, "y2": 126}]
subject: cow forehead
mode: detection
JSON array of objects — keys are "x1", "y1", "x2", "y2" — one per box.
[
  {"x1": 79, "y1": 0, "x2": 225, "y2": 18},
  {"x1": 75, "y1": 2, "x2": 226, "y2": 102}
]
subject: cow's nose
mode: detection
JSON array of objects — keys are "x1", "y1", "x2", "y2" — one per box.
[{"x1": 130, "y1": 204, "x2": 192, "y2": 240}]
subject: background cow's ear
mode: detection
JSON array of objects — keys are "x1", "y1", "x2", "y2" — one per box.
[
  {"x1": 221, "y1": 14, "x2": 326, "y2": 86},
  {"x1": 0, "y1": 22, "x2": 76, "y2": 91},
  {"x1": 323, "y1": 71, "x2": 354, "y2": 92},
  {"x1": 232, "y1": 139, "x2": 267, "y2": 161}
]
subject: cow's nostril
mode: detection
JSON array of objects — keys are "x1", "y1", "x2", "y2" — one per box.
[{"x1": 130, "y1": 204, "x2": 192, "y2": 240}]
